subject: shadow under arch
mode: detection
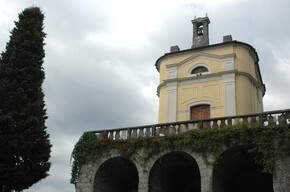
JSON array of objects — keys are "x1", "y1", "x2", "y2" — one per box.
[
  {"x1": 213, "y1": 146, "x2": 273, "y2": 192},
  {"x1": 149, "y1": 151, "x2": 201, "y2": 192},
  {"x1": 94, "y1": 157, "x2": 138, "y2": 192}
]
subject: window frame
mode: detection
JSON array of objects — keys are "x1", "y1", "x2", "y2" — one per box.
[{"x1": 188, "y1": 63, "x2": 212, "y2": 77}]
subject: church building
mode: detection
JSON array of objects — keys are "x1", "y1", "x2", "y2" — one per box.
[
  {"x1": 156, "y1": 16, "x2": 265, "y2": 123},
  {"x1": 75, "y1": 16, "x2": 290, "y2": 192}
]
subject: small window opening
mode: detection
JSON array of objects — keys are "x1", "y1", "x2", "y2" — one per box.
[
  {"x1": 191, "y1": 66, "x2": 208, "y2": 75},
  {"x1": 197, "y1": 24, "x2": 204, "y2": 36}
]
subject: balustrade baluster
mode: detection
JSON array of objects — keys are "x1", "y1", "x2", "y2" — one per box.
[
  {"x1": 155, "y1": 127, "x2": 160, "y2": 136},
  {"x1": 212, "y1": 120, "x2": 218, "y2": 128},
  {"x1": 242, "y1": 117, "x2": 248, "y2": 124},
  {"x1": 121, "y1": 130, "x2": 127, "y2": 139},
  {"x1": 139, "y1": 128, "x2": 144, "y2": 137},
  {"x1": 169, "y1": 125, "x2": 175, "y2": 135},
  {"x1": 204, "y1": 121, "x2": 211, "y2": 128},
  {"x1": 108, "y1": 131, "x2": 114, "y2": 139},
  {"x1": 145, "y1": 127, "x2": 151, "y2": 136},
  {"x1": 127, "y1": 129, "x2": 132, "y2": 139},
  {"x1": 178, "y1": 124, "x2": 187, "y2": 134},
  {"x1": 152, "y1": 126, "x2": 156, "y2": 137},
  {"x1": 115, "y1": 131, "x2": 120, "y2": 140},
  {"x1": 250, "y1": 116, "x2": 257, "y2": 123},
  {"x1": 175, "y1": 124, "x2": 180, "y2": 134},
  {"x1": 268, "y1": 115, "x2": 275, "y2": 126},
  {"x1": 278, "y1": 114, "x2": 286, "y2": 125},
  {"x1": 220, "y1": 119, "x2": 226, "y2": 128},
  {"x1": 227, "y1": 118, "x2": 232, "y2": 126},
  {"x1": 162, "y1": 126, "x2": 168, "y2": 135},
  {"x1": 286, "y1": 112, "x2": 290, "y2": 124},
  {"x1": 132, "y1": 129, "x2": 137, "y2": 138}
]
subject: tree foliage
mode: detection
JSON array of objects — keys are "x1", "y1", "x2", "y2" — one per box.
[{"x1": 0, "y1": 6, "x2": 51, "y2": 191}]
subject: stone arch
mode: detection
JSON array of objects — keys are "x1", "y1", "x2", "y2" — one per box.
[
  {"x1": 149, "y1": 151, "x2": 201, "y2": 192},
  {"x1": 93, "y1": 156, "x2": 139, "y2": 192},
  {"x1": 213, "y1": 146, "x2": 273, "y2": 192}
]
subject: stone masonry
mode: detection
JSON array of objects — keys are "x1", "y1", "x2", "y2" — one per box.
[{"x1": 76, "y1": 145, "x2": 290, "y2": 192}]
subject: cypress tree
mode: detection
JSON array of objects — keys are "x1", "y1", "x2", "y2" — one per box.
[{"x1": 0, "y1": 7, "x2": 51, "y2": 191}]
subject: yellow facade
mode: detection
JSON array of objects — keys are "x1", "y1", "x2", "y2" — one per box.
[{"x1": 156, "y1": 42, "x2": 265, "y2": 123}]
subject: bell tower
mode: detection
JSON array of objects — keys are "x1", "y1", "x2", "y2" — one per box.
[
  {"x1": 191, "y1": 15, "x2": 210, "y2": 48},
  {"x1": 155, "y1": 16, "x2": 265, "y2": 123}
]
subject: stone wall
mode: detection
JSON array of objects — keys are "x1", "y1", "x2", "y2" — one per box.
[
  {"x1": 76, "y1": 148, "x2": 214, "y2": 192},
  {"x1": 76, "y1": 145, "x2": 290, "y2": 192}
]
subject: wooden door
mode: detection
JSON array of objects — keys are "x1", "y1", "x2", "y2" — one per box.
[{"x1": 190, "y1": 105, "x2": 210, "y2": 120}]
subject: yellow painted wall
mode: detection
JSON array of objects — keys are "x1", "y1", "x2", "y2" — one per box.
[
  {"x1": 234, "y1": 47, "x2": 255, "y2": 77},
  {"x1": 176, "y1": 80, "x2": 224, "y2": 121},
  {"x1": 157, "y1": 43, "x2": 264, "y2": 123},
  {"x1": 158, "y1": 86, "x2": 167, "y2": 123},
  {"x1": 235, "y1": 75, "x2": 254, "y2": 115}
]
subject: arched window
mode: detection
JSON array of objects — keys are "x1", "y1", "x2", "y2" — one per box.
[
  {"x1": 191, "y1": 66, "x2": 208, "y2": 75},
  {"x1": 188, "y1": 63, "x2": 212, "y2": 77}
]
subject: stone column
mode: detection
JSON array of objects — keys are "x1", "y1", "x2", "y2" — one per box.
[
  {"x1": 138, "y1": 168, "x2": 149, "y2": 192},
  {"x1": 195, "y1": 154, "x2": 214, "y2": 192},
  {"x1": 76, "y1": 162, "x2": 95, "y2": 192},
  {"x1": 273, "y1": 153, "x2": 290, "y2": 192}
]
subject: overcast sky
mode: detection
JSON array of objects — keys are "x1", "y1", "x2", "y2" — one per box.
[{"x1": 0, "y1": 0, "x2": 289, "y2": 191}]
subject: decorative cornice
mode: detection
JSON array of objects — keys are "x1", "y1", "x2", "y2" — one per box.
[
  {"x1": 155, "y1": 41, "x2": 257, "y2": 72},
  {"x1": 165, "y1": 53, "x2": 236, "y2": 69},
  {"x1": 156, "y1": 70, "x2": 264, "y2": 96}
]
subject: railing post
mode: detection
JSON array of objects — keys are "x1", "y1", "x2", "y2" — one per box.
[
  {"x1": 198, "y1": 120, "x2": 203, "y2": 130},
  {"x1": 227, "y1": 117, "x2": 232, "y2": 126},
  {"x1": 152, "y1": 125, "x2": 156, "y2": 137},
  {"x1": 127, "y1": 129, "x2": 131, "y2": 139}
]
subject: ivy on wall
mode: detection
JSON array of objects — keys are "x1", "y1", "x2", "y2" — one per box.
[{"x1": 70, "y1": 123, "x2": 290, "y2": 186}]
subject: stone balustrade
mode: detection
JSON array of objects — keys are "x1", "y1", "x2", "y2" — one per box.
[{"x1": 86, "y1": 109, "x2": 290, "y2": 140}]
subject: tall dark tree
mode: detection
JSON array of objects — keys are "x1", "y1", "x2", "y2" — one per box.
[{"x1": 0, "y1": 7, "x2": 51, "y2": 191}]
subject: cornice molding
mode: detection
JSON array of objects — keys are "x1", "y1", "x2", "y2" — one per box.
[{"x1": 156, "y1": 70, "x2": 264, "y2": 96}]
